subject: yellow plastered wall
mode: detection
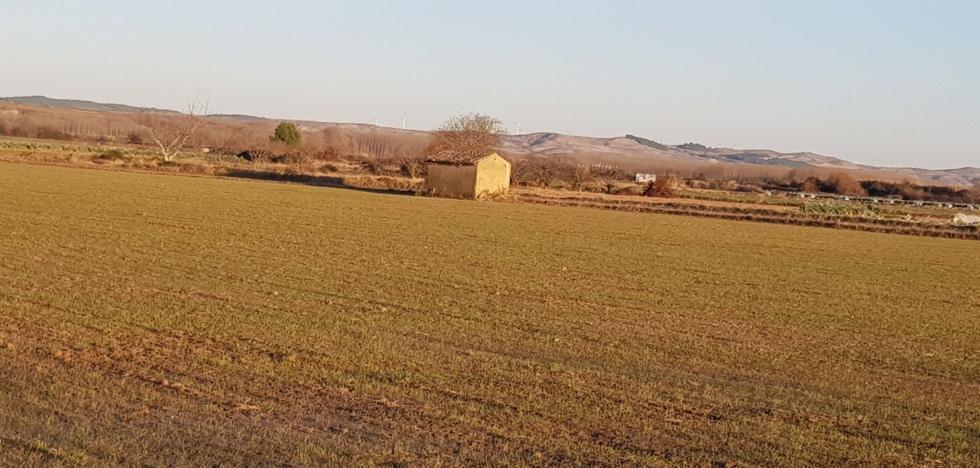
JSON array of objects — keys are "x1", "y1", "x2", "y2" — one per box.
[{"x1": 474, "y1": 154, "x2": 511, "y2": 197}]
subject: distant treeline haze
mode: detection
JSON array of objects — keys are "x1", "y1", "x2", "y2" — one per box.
[{"x1": 1, "y1": 103, "x2": 977, "y2": 203}]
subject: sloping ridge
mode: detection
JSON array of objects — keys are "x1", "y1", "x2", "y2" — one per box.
[
  {"x1": 2, "y1": 95, "x2": 976, "y2": 185},
  {"x1": 0, "y1": 96, "x2": 178, "y2": 114}
]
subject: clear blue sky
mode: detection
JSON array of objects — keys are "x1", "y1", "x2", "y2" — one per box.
[{"x1": 2, "y1": 0, "x2": 978, "y2": 168}]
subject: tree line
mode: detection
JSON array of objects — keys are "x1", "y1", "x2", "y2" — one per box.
[{"x1": 2, "y1": 104, "x2": 977, "y2": 203}]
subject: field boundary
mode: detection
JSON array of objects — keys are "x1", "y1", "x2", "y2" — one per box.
[{"x1": 512, "y1": 191, "x2": 980, "y2": 240}]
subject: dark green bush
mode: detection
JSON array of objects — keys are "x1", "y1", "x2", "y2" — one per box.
[{"x1": 272, "y1": 122, "x2": 301, "y2": 145}]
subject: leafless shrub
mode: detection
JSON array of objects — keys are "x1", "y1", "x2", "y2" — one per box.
[
  {"x1": 277, "y1": 150, "x2": 314, "y2": 165},
  {"x1": 824, "y1": 172, "x2": 867, "y2": 196},
  {"x1": 35, "y1": 126, "x2": 70, "y2": 140},
  {"x1": 127, "y1": 131, "x2": 145, "y2": 145},
  {"x1": 425, "y1": 114, "x2": 503, "y2": 157},
  {"x1": 642, "y1": 175, "x2": 682, "y2": 197},
  {"x1": 734, "y1": 183, "x2": 764, "y2": 193},
  {"x1": 609, "y1": 183, "x2": 644, "y2": 196},
  {"x1": 801, "y1": 177, "x2": 821, "y2": 193},
  {"x1": 134, "y1": 98, "x2": 208, "y2": 161},
  {"x1": 92, "y1": 148, "x2": 128, "y2": 163},
  {"x1": 395, "y1": 157, "x2": 426, "y2": 178}
]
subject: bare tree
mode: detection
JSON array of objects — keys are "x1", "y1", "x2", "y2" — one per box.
[
  {"x1": 394, "y1": 156, "x2": 426, "y2": 179},
  {"x1": 425, "y1": 113, "x2": 504, "y2": 157},
  {"x1": 134, "y1": 98, "x2": 208, "y2": 161},
  {"x1": 568, "y1": 162, "x2": 593, "y2": 191}
]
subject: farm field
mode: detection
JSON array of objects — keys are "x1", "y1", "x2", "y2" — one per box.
[{"x1": 1, "y1": 162, "x2": 978, "y2": 465}]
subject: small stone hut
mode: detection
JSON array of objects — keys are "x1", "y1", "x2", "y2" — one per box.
[{"x1": 424, "y1": 151, "x2": 511, "y2": 198}]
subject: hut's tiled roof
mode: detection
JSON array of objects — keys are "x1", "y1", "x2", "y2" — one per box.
[{"x1": 424, "y1": 150, "x2": 495, "y2": 166}]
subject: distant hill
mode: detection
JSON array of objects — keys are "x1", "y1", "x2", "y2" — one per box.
[
  {"x1": 0, "y1": 96, "x2": 178, "y2": 114},
  {"x1": 498, "y1": 133, "x2": 860, "y2": 167},
  {"x1": 2, "y1": 95, "x2": 977, "y2": 186},
  {"x1": 207, "y1": 113, "x2": 268, "y2": 122},
  {"x1": 495, "y1": 133, "x2": 978, "y2": 186}
]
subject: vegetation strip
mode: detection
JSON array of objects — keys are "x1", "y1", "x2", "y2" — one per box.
[{"x1": 513, "y1": 193, "x2": 980, "y2": 240}]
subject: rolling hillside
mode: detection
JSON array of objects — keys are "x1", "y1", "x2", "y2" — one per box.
[
  {"x1": 2, "y1": 95, "x2": 977, "y2": 186},
  {"x1": 0, "y1": 95, "x2": 177, "y2": 114}
]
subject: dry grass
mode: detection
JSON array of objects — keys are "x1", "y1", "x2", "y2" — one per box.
[{"x1": 1, "y1": 163, "x2": 979, "y2": 465}]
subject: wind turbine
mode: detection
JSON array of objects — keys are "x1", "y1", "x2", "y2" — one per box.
[
  {"x1": 512, "y1": 121, "x2": 521, "y2": 135},
  {"x1": 401, "y1": 115, "x2": 407, "y2": 130}
]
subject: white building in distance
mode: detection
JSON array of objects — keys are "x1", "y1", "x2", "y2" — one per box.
[{"x1": 635, "y1": 173, "x2": 656, "y2": 183}]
